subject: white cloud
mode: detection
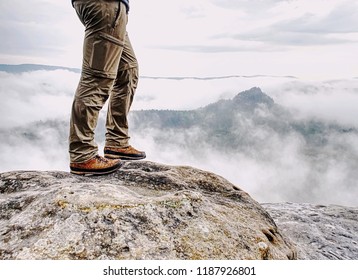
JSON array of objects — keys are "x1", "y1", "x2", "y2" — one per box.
[
  {"x1": 217, "y1": 0, "x2": 358, "y2": 47},
  {"x1": 0, "y1": 70, "x2": 357, "y2": 207},
  {"x1": 0, "y1": 70, "x2": 76, "y2": 128},
  {"x1": 1, "y1": 0, "x2": 357, "y2": 79},
  {"x1": 134, "y1": 75, "x2": 297, "y2": 110},
  {"x1": 267, "y1": 79, "x2": 358, "y2": 128},
  {"x1": 133, "y1": 115, "x2": 358, "y2": 207}
]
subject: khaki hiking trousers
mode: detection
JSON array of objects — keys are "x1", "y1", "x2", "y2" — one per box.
[{"x1": 69, "y1": 0, "x2": 138, "y2": 163}]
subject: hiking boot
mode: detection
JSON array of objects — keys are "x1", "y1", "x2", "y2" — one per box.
[
  {"x1": 104, "y1": 145, "x2": 146, "y2": 160},
  {"x1": 70, "y1": 155, "x2": 122, "y2": 176}
]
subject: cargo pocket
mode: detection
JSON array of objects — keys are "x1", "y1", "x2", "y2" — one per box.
[{"x1": 88, "y1": 33, "x2": 125, "y2": 78}]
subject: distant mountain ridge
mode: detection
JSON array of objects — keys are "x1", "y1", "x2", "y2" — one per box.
[
  {"x1": 130, "y1": 87, "x2": 294, "y2": 138},
  {"x1": 140, "y1": 75, "x2": 297, "y2": 80},
  {"x1": 0, "y1": 64, "x2": 297, "y2": 80},
  {"x1": 0, "y1": 64, "x2": 81, "y2": 73}
]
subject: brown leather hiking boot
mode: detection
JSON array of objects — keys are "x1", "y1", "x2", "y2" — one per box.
[
  {"x1": 70, "y1": 155, "x2": 122, "y2": 175},
  {"x1": 104, "y1": 145, "x2": 146, "y2": 160}
]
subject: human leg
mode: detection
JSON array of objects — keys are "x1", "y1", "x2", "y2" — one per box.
[
  {"x1": 69, "y1": 0, "x2": 128, "y2": 173},
  {"x1": 104, "y1": 33, "x2": 146, "y2": 160}
]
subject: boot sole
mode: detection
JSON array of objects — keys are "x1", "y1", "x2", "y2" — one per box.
[
  {"x1": 70, "y1": 162, "x2": 122, "y2": 176},
  {"x1": 104, "y1": 153, "x2": 146, "y2": 160}
]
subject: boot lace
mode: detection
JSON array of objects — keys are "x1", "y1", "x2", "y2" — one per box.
[{"x1": 95, "y1": 155, "x2": 109, "y2": 163}]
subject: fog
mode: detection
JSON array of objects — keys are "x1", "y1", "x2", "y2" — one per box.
[
  {"x1": 0, "y1": 71, "x2": 75, "y2": 128},
  {"x1": 267, "y1": 80, "x2": 358, "y2": 127},
  {"x1": 131, "y1": 101, "x2": 358, "y2": 206},
  {"x1": 0, "y1": 69, "x2": 357, "y2": 206}
]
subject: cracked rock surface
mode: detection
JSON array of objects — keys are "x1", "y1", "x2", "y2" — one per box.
[{"x1": 0, "y1": 161, "x2": 295, "y2": 260}]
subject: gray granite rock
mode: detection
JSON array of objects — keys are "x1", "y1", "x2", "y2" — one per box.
[
  {"x1": 263, "y1": 203, "x2": 358, "y2": 260},
  {"x1": 0, "y1": 161, "x2": 295, "y2": 260}
]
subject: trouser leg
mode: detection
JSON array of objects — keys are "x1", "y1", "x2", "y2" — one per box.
[
  {"x1": 69, "y1": 0, "x2": 127, "y2": 163},
  {"x1": 69, "y1": 75, "x2": 114, "y2": 163},
  {"x1": 105, "y1": 34, "x2": 139, "y2": 148}
]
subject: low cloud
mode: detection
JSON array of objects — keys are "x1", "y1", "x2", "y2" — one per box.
[
  {"x1": 0, "y1": 69, "x2": 357, "y2": 207},
  {"x1": 266, "y1": 79, "x2": 358, "y2": 128},
  {"x1": 0, "y1": 70, "x2": 76, "y2": 128},
  {"x1": 130, "y1": 97, "x2": 358, "y2": 207}
]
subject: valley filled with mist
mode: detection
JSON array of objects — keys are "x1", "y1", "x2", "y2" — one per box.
[{"x1": 1, "y1": 65, "x2": 357, "y2": 206}]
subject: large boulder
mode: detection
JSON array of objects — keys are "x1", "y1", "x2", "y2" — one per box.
[
  {"x1": 0, "y1": 161, "x2": 296, "y2": 260},
  {"x1": 263, "y1": 202, "x2": 358, "y2": 260}
]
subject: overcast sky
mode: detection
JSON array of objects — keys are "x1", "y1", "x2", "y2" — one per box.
[{"x1": 0, "y1": 0, "x2": 358, "y2": 79}]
